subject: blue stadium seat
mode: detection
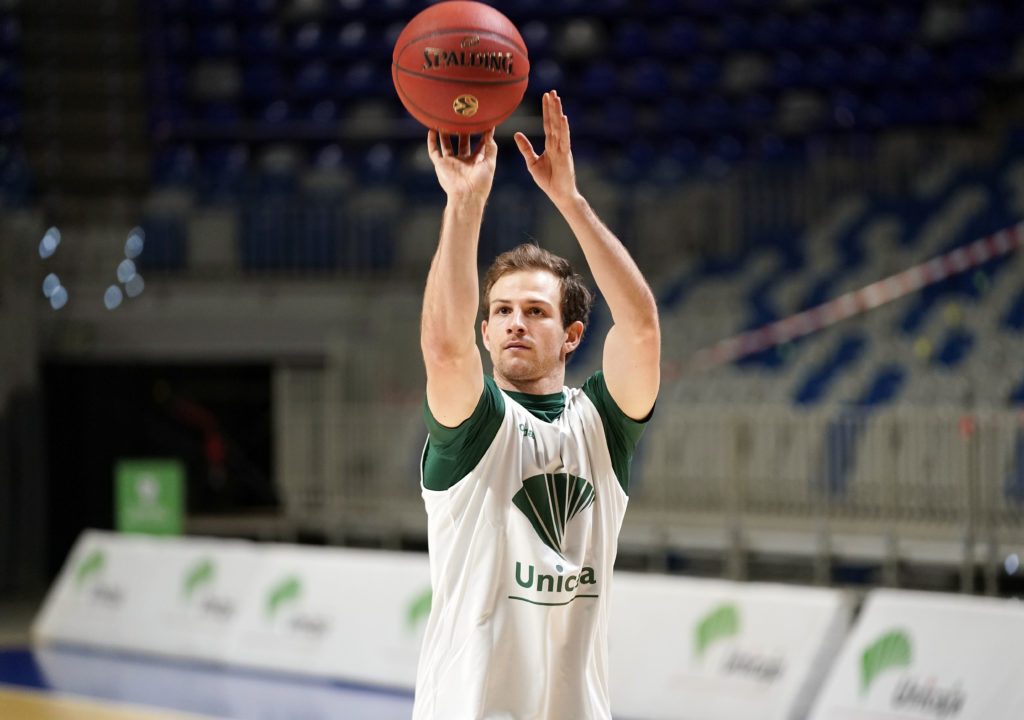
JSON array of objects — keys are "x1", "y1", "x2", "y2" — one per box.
[
  {"x1": 340, "y1": 61, "x2": 387, "y2": 98},
  {"x1": 242, "y1": 63, "x2": 284, "y2": 99},
  {"x1": 528, "y1": 60, "x2": 565, "y2": 97},
  {"x1": 753, "y1": 13, "x2": 791, "y2": 51},
  {"x1": 189, "y1": 0, "x2": 235, "y2": 17},
  {"x1": 858, "y1": 364, "x2": 905, "y2": 406},
  {"x1": 934, "y1": 329, "x2": 975, "y2": 369},
  {"x1": 967, "y1": 2, "x2": 1005, "y2": 37},
  {"x1": 611, "y1": 21, "x2": 652, "y2": 60},
  {"x1": 152, "y1": 144, "x2": 198, "y2": 187},
  {"x1": 772, "y1": 52, "x2": 806, "y2": 89},
  {"x1": 688, "y1": 55, "x2": 721, "y2": 91},
  {"x1": 306, "y1": 99, "x2": 342, "y2": 127},
  {"x1": 138, "y1": 214, "x2": 187, "y2": 272},
  {"x1": 792, "y1": 11, "x2": 831, "y2": 49},
  {"x1": 660, "y1": 18, "x2": 701, "y2": 58},
  {"x1": 1004, "y1": 287, "x2": 1024, "y2": 331},
  {"x1": 294, "y1": 60, "x2": 332, "y2": 99},
  {"x1": 720, "y1": 14, "x2": 753, "y2": 50},
  {"x1": 0, "y1": 15, "x2": 21, "y2": 54},
  {"x1": 239, "y1": 23, "x2": 281, "y2": 57},
  {"x1": 578, "y1": 60, "x2": 618, "y2": 99},
  {"x1": 520, "y1": 20, "x2": 552, "y2": 60},
  {"x1": 332, "y1": 21, "x2": 370, "y2": 59},
  {"x1": 192, "y1": 23, "x2": 237, "y2": 56},
  {"x1": 895, "y1": 45, "x2": 937, "y2": 85},
  {"x1": 625, "y1": 59, "x2": 671, "y2": 98},
  {"x1": 237, "y1": 0, "x2": 275, "y2": 19},
  {"x1": 0, "y1": 146, "x2": 32, "y2": 206},
  {"x1": 359, "y1": 143, "x2": 398, "y2": 186},
  {"x1": 1011, "y1": 376, "x2": 1024, "y2": 406},
  {"x1": 807, "y1": 48, "x2": 849, "y2": 87},
  {"x1": 257, "y1": 98, "x2": 292, "y2": 124},
  {"x1": 291, "y1": 22, "x2": 327, "y2": 57},
  {"x1": 850, "y1": 46, "x2": 888, "y2": 87},
  {"x1": 199, "y1": 143, "x2": 250, "y2": 201},
  {"x1": 878, "y1": 6, "x2": 919, "y2": 45},
  {"x1": 835, "y1": 7, "x2": 873, "y2": 47},
  {"x1": 200, "y1": 101, "x2": 241, "y2": 126}
]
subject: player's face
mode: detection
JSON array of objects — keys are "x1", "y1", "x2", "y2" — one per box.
[{"x1": 482, "y1": 269, "x2": 579, "y2": 390}]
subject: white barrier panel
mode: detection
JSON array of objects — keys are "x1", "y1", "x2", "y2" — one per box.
[
  {"x1": 35, "y1": 529, "x2": 860, "y2": 719},
  {"x1": 32, "y1": 530, "x2": 165, "y2": 653},
  {"x1": 223, "y1": 543, "x2": 430, "y2": 688},
  {"x1": 609, "y1": 573, "x2": 853, "y2": 720},
  {"x1": 808, "y1": 589, "x2": 1024, "y2": 720},
  {"x1": 131, "y1": 534, "x2": 263, "y2": 663},
  {"x1": 32, "y1": 531, "x2": 431, "y2": 691}
]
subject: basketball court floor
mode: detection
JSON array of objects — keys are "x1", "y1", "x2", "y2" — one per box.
[{"x1": 0, "y1": 619, "x2": 415, "y2": 720}]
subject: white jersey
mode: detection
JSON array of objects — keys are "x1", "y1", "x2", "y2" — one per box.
[{"x1": 414, "y1": 379, "x2": 631, "y2": 720}]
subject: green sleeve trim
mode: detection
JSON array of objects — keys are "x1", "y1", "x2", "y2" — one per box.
[
  {"x1": 422, "y1": 376, "x2": 505, "y2": 491},
  {"x1": 581, "y1": 371, "x2": 652, "y2": 495}
]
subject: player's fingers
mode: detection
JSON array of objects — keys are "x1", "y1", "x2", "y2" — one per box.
[
  {"x1": 476, "y1": 128, "x2": 497, "y2": 159},
  {"x1": 439, "y1": 131, "x2": 454, "y2": 157},
  {"x1": 514, "y1": 132, "x2": 539, "y2": 164},
  {"x1": 458, "y1": 133, "x2": 471, "y2": 156},
  {"x1": 427, "y1": 129, "x2": 441, "y2": 160},
  {"x1": 558, "y1": 115, "x2": 571, "y2": 152},
  {"x1": 542, "y1": 91, "x2": 555, "y2": 139}
]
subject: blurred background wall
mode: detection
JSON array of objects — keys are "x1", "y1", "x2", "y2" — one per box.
[{"x1": 2, "y1": 0, "x2": 1024, "y2": 600}]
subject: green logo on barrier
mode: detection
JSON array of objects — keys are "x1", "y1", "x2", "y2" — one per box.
[
  {"x1": 75, "y1": 549, "x2": 105, "y2": 588},
  {"x1": 407, "y1": 587, "x2": 432, "y2": 631},
  {"x1": 861, "y1": 630, "x2": 912, "y2": 694},
  {"x1": 695, "y1": 603, "x2": 739, "y2": 658},
  {"x1": 183, "y1": 558, "x2": 214, "y2": 601},
  {"x1": 266, "y1": 576, "x2": 302, "y2": 619}
]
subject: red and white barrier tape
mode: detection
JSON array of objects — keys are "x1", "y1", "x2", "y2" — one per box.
[{"x1": 670, "y1": 221, "x2": 1023, "y2": 376}]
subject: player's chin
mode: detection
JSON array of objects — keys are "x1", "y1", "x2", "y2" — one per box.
[{"x1": 497, "y1": 359, "x2": 535, "y2": 380}]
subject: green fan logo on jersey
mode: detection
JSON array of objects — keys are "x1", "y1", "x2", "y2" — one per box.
[
  {"x1": 512, "y1": 472, "x2": 595, "y2": 557},
  {"x1": 861, "y1": 629, "x2": 912, "y2": 695}
]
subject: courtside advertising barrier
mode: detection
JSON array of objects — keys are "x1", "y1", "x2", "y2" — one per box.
[
  {"x1": 39, "y1": 531, "x2": 1024, "y2": 719},
  {"x1": 808, "y1": 589, "x2": 1024, "y2": 719},
  {"x1": 609, "y1": 573, "x2": 853, "y2": 720}
]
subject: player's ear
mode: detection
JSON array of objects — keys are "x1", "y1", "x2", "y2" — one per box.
[
  {"x1": 563, "y1": 320, "x2": 584, "y2": 353},
  {"x1": 481, "y1": 319, "x2": 491, "y2": 350}
]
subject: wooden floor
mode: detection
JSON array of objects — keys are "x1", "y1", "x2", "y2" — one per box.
[{"x1": 0, "y1": 686, "x2": 222, "y2": 720}]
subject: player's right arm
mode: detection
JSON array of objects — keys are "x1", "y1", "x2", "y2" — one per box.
[{"x1": 421, "y1": 129, "x2": 498, "y2": 428}]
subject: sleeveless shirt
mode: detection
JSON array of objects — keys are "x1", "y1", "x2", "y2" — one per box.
[{"x1": 413, "y1": 372, "x2": 648, "y2": 720}]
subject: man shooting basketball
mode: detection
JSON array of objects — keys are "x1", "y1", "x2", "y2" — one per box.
[{"x1": 414, "y1": 90, "x2": 661, "y2": 720}]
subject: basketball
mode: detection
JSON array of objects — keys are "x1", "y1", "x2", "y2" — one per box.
[{"x1": 392, "y1": 1, "x2": 530, "y2": 135}]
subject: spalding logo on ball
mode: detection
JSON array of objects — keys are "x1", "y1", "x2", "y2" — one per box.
[{"x1": 392, "y1": 1, "x2": 530, "y2": 134}]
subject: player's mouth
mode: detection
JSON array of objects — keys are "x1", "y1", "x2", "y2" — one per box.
[{"x1": 504, "y1": 342, "x2": 530, "y2": 351}]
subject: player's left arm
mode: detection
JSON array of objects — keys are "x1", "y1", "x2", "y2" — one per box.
[{"x1": 515, "y1": 90, "x2": 660, "y2": 420}]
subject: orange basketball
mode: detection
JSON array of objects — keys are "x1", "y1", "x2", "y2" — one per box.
[{"x1": 392, "y1": 1, "x2": 530, "y2": 134}]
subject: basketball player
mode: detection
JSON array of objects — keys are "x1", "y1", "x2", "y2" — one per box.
[{"x1": 414, "y1": 90, "x2": 661, "y2": 720}]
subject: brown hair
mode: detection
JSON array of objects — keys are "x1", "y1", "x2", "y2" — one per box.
[{"x1": 481, "y1": 243, "x2": 593, "y2": 360}]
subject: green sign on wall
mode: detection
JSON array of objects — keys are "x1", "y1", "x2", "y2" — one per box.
[{"x1": 115, "y1": 459, "x2": 185, "y2": 535}]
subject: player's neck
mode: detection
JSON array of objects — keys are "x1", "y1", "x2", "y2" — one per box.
[{"x1": 493, "y1": 370, "x2": 565, "y2": 396}]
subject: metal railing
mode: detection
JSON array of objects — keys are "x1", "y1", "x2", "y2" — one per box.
[{"x1": 272, "y1": 361, "x2": 1024, "y2": 591}]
